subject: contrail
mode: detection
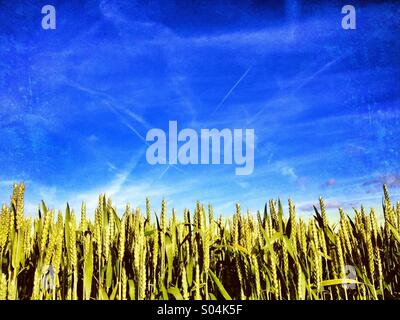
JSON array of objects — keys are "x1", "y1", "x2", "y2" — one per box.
[
  {"x1": 124, "y1": 121, "x2": 185, "y2": 174},
  {"x1": 123, "y1": 121, "x2": 149, "y2": 145},
  {"x1": 212, "y1": 65, "x2": 253, "y2": 114},
  {"x1": 157, "y1": 165, "x2": 171, "y2": 181},
  {"x1": 249, "y1": 56, "x2": 344, "y2": 125},
  {"x1": 67, "y1": 80, "x2": 150, "y2": 129},
  {"x1": 293, "y1": 56, "x2": 343, "y2": 93},
  {"x1": 68, "y1": 81, "x2": 186, "y2": 175}
]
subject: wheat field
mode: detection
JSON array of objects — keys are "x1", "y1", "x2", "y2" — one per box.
[{"x1": 0, "y1": 183, "x2": 399, "y2": 300}]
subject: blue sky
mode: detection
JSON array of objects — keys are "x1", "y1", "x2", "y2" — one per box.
[{"x1": 0, "y1": 0, "x2": 399, "y2": 219}]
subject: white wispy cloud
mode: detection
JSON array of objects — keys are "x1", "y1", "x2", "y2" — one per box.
[{"x1": 281, "y1": 165, "x2": 298, "y2": 180}]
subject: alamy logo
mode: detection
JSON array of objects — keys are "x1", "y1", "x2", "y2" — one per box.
[
  {"x1": 41, "y1": 265, "x2": 55, "y2": 291},
  {"x1": 145, "y1": 121, "x2": 254, "y2": 175},
  {"x1": 341, "y1": 5, "x2": 356, "y2": 30},
  {"x1": 41, "y1": 5, "x2": 56, "y2": 30},
  {"x1": 343, "y1": 265, "x2": 357, "y2": 290}
]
